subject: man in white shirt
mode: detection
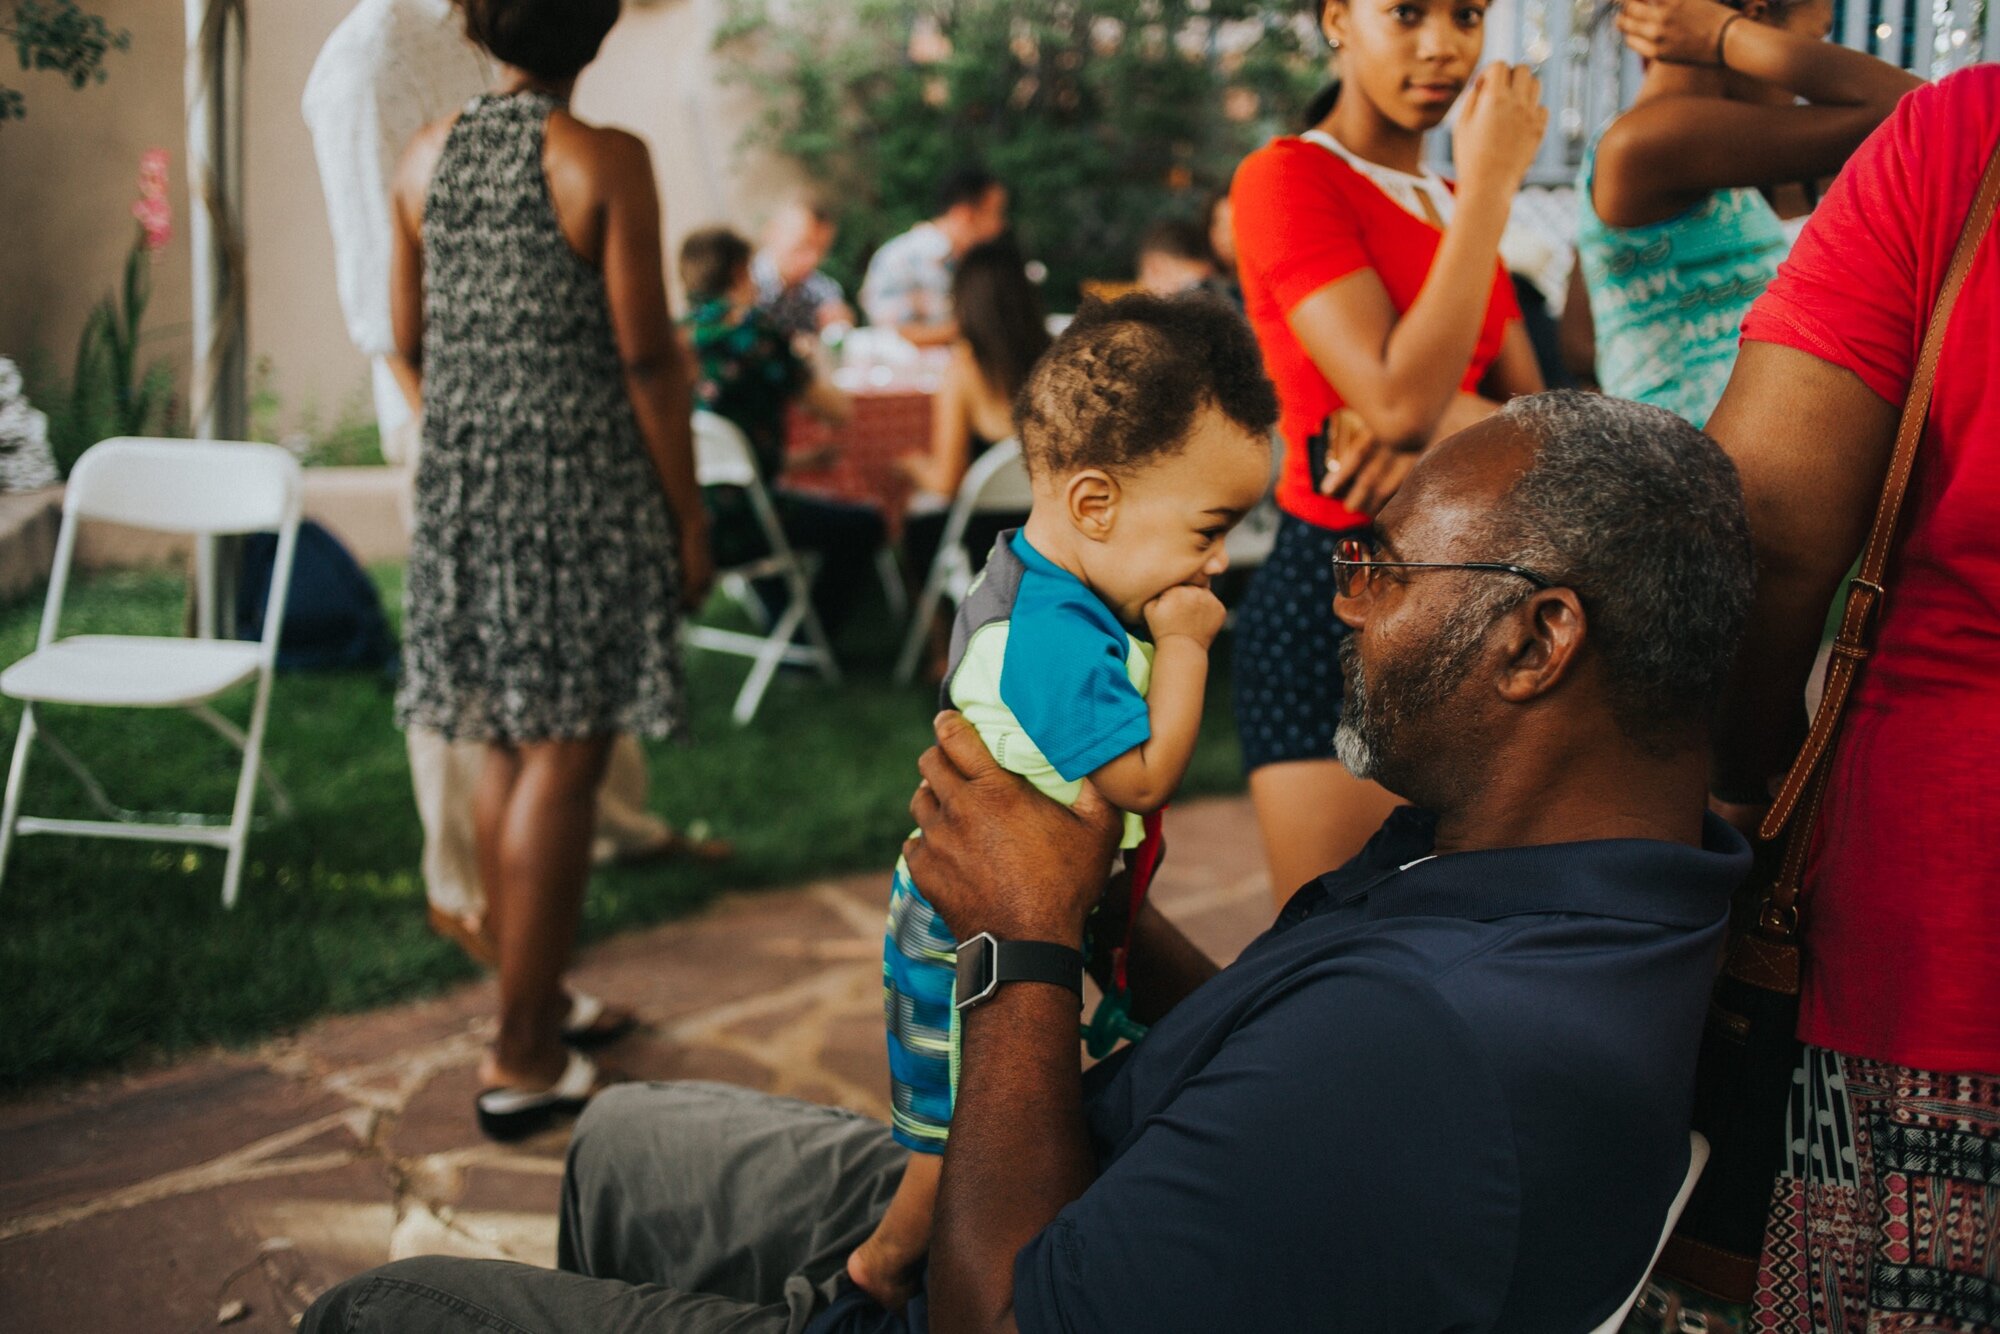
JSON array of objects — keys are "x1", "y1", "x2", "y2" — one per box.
[
  {"x1": 303, "y1": 0, "x2": 687, "y2": 963},
  {"x1": 857, "y1": 165, "x2": 1008, "y2": 347}
]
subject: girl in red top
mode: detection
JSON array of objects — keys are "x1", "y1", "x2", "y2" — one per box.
[{"x1": 1230, "y1": 0, "x2": 1546, "y2": 898}]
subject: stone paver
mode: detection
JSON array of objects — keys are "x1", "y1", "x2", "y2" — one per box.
[{"x1": 0, "y1": 794, "x2": 1269, "y2": 1330}]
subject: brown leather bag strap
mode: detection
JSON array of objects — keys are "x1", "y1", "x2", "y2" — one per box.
[{"x1": 1752, "y1": 141, "x2": 2000, "y2": 929}]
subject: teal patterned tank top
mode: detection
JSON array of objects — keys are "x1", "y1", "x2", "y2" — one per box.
[{"x1": 1575, "y1": 133, "x2": 1787, "y2": 427}]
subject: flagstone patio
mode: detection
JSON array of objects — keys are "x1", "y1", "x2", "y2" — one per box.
[{"x1": 0, "y1": 794, "x2": 1271, "y2": 1331}]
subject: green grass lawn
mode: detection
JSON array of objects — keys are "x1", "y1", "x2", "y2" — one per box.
[{"x1": 0, "y1": 565, "x2": 1246, "y2": 1092}]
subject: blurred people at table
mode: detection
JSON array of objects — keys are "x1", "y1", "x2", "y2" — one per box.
[
  {"x1": 858, "y1": 165, "x2": 1009, "y2": 347},
  {"x1": 301, "y1": 0, "x2": 691, "y2": 975},
  {"x1": 680, "y1": 226, "x2": 887, "y2": 635},
  {"x1": 897, "y1": 237, "x2": 1048, "y2": 588},
  {"x1": 1579, "y1": 0, "x2": 1917, "y2": 425},
  {"x1": 1136, "y1": 219, "x2": 1221, "y2": 298},
  {"x1": 753, "y1": 195, "x2": 853, "y2": 340},
  {"x1": 1229, "y1": 1, "x2": 1546, "y2": 901},
  {"x1": 1704, "y1": 66, "x2": 1999, "y2": 1330},
  {"x1": 389, "y1": 0, "x2": 711, "y2": 1134}
]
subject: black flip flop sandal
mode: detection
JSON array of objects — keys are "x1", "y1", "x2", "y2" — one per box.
[
  {"x1": 559, "y1": 991, "x2": 638, "y2": 1049},
  {"x1": 475, "y1": 1050, "x2": 602, "y2": 1141}
]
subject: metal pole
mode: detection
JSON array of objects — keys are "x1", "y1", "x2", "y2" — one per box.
[{"x1": 184, "y1": 0, "x2": 247, "y2": 637}]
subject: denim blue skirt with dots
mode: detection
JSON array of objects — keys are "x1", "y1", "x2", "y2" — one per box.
[{"x1": 1232, "y1": 513, "x2": 1364, "y2": 773}]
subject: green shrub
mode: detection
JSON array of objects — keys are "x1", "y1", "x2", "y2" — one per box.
[
  {"x1": 0, "y1": 0, "x2": 129, "y2": 125},
  {"x1": 247, "y1": 356, "x2": 386, "y2": 467},
  {"x1": 715, "y1": 0, "x2": 1323, "y2": 308}
]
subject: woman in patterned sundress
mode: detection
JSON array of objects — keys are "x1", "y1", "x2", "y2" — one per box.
[{"x1": 386, "y1": 0, "x2": 712, "y2": 1137}]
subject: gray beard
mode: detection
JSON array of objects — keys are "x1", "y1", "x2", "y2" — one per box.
[
  {"x1": 1333, "y1": 597, "x2": 1506, "y2": 795},
  {"x1": 1333, "y1": 635, "x2": 1384, "y2": 781}
]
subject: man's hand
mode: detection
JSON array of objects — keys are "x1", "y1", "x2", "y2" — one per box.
[
  {"x1": 1143, "y1": 585, "x2": 1227, "y2": 650},
  {"x1": 903, "y1": 712, "x2": 1122, "y2": 945}
]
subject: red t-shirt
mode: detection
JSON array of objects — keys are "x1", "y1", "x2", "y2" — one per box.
[
  {"x1": 1230, "y1": 137, "x2": 1520, "y2": 529},
  {"x1": 1739, "y1": 66, "x2": 2000, "y2": 1074}
]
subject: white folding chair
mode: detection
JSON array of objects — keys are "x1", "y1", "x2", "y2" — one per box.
[
  {"x1": 684, "y1": 411, "x2": 840, "y2": 725},
  {"x1": 893, "y1": 438, "x2": 1034, "y2": 685},
  {"x1": 1589, "y1": 1131, "x2": 1711, "y2": 1334},
  {"x1": 0, "y1": 437, "x2": 302, "y2": 908},
  {"x1": 875, "y1": 547, "x2": 909, "y2": 626}
]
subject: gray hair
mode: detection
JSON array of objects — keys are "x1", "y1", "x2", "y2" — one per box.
[{"x1": 1492, "y1": 391, "x2": 1754, "y2": 749}]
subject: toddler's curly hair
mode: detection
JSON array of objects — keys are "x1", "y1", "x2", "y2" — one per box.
[{"x1": 1016, "y1": 294, "x2": 1277, "y2": 478}]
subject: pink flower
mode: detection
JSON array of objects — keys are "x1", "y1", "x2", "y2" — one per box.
[{"x1": 132, "y1": 148, "x2": 172, "y2": 252}]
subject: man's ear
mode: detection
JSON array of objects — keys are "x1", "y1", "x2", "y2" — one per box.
[
  {"x1": 1065, "y1": 468, "x2": 1120, "y2": 541},
  {"x1": 1493, "y1": 588, "x2": 1587, "y2": 704},
  {"x1": 1735, "y1": 0, "x2": 1770, "y2": 22}
]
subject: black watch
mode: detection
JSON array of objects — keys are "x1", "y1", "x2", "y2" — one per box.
[{"x1": 953, "y1": 932, "x2": 1085, "y2": 1011}]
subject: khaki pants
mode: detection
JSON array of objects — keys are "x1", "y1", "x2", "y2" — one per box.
[
  {"x1": 384, "y1": 390, "x2": 671, "y2": 924},
  {"x1": 302, "y1": 1082, "x2": 908, "y2": 1333}
]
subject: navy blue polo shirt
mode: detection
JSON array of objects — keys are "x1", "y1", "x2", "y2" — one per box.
[{"x1": 816, "y1": 807, "x2": 1746, "y2": 1334}]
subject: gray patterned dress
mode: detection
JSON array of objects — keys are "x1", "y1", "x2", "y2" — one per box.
[{"x1": 396, "y1": 91, "x2": 686, "y2": 744}]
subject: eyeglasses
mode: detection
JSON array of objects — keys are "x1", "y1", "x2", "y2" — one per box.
[{"x1": 1332, "y1": 535, "x2": 1557, "y2": 600}]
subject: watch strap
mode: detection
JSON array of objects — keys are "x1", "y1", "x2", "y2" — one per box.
[
  {"x1": 991, "y1": 938, "x2": 1085, "y2": 996},
  {"x1": 955, "y1": 932, "x2": 1085, "y2": 1010}
]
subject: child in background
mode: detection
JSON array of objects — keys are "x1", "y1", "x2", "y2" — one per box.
[
  {"x1": 848, "y1": 295, "x2": 1279, "y2": 1307},
  {"x1": 679, "y1": 226, "x2": 850, "y2": 471},
  {"x1": 677, "y1": 227, "x2": 884, "y2": 633},
  {"x1": 1135, "y1": 219, "x2": 1221, "y2": 299}
]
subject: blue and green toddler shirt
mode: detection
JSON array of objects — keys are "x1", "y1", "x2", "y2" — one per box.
[{"x1": 884, "y1": 529, "x2": 1153, "y2": 1152}]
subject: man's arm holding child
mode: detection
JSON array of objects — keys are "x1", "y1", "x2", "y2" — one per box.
[
  {"x1": 904, "y1": 715, "x2": 1123, "y2": 1334},
  {"x1": 1088, "y1": 585, "x2": 1226, "y2": 813}
]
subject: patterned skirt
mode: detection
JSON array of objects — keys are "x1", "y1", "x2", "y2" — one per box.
[{"x1": 1753, "y1": 1046, "x2": 2000, "y2": 1331}]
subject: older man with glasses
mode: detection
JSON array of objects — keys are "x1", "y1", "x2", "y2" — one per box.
[{"x1": 304, "y1": 390, "x2": 1756, "y2": 1334}]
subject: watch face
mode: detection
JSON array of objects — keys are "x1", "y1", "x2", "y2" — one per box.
[{"x1": 954, "y1": 932, "x2": 996, "y2": 1009}]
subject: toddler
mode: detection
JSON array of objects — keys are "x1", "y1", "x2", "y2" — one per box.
[{"x1": 851, "y1": 294, "x2": 1278, "y2": 1306}]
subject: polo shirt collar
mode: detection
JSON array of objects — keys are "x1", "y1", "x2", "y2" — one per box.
[{"x1": 1302, "y1": 807, "x2": 1748, "y2": 931}]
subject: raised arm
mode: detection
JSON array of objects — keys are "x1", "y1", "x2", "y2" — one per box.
[
  {"x1": 1090, "y1": 585, "x2": 1226, "y2": 813},
  {"x1": 588, "y1": 128, "x2": 713, "y2": 607},
  {"x1": 900, "y1": 714, "x2": 1124, "y2": 1334},
  {"x1": 1285, "y1": 65, "x2": 1544, "y2": 457},
  {"x1": 1599, "y1": 0, "x2": 1920, "y2": 224}
]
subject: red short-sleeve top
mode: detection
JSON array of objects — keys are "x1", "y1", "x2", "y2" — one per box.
[
  {"x1": 1231, "y1": 136, "x2": 1520, "y2": 530},
  {"x1": 1738, "y1": 66, "x2": 2000, "y2": 1074}
]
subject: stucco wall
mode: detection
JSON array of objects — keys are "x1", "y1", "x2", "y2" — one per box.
[{"x1": 0, "y1": 0, "x2": 796, "y2": 438}]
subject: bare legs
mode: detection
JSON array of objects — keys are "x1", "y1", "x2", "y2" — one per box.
[
  {"x1": 474, "y1": 735, "x2": 615, "y2": 1089},
  {"x1": 1249, "y1": 758, "x2": 1403, "y2": 911}
]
